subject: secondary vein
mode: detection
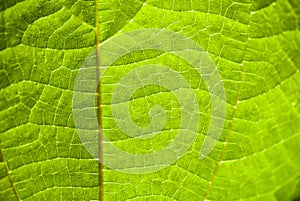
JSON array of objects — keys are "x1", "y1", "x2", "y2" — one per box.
[
  {"x1": 202, "y1": 0, "x2": 253, "y2": 200},
  {"x1": 0, "y1": 147, "x2": 21, "y2": 201},
  {"x1": 95, "y1": 0, "x2": 104, "y2": 200}
]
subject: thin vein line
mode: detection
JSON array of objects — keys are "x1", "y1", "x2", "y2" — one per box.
[
  {"x1": 95, "y1": 0, "x2": 104, "y2": 200},
  {"x1": 62, "y1": 5, "x2": 96, "y2": 30},
  {"x1": 0, "y1": 147, "x2": 21, "y2": 201},
  {"x1": 97, "y1": 0, "x2": 146, "y2": 43},
  {"x1": 202, "y1": 1, "x2": 253, "y2": 200}
]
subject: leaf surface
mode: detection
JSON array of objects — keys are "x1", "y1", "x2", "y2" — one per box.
[{"x1": 0, "y1": 0, "x2": 300, "y2": 200}]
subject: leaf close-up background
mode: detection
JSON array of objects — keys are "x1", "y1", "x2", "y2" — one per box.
[{"x1": 1, "y1": 0, "x2": 300, "y2": 200}]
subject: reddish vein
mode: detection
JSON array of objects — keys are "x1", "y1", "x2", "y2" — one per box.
[
  {"x1": 0, "y1": 147, "x2": 20, "y2": 200},
  {"x1": 95, "y1": 0, "x2": 104, "y2": 200},
  {"x1": 202, "y1": 1, "x2": 253, "y2": 200}
]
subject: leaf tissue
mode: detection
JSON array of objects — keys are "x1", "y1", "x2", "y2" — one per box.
[{"x1": 0, "y1": 0, "x2": 300, "y2": 200}]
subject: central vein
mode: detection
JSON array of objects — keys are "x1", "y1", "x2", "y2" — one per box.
[{"x1": 95, "y1": 0, "x2": 104, "y2": 200}]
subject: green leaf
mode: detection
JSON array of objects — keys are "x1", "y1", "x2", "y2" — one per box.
[{"x1": 1, "y1": 0, "x2": 300, "y2": 200}]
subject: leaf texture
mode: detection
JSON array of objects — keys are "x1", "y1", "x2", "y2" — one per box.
[{"x1": 0, "y1": 0, "x2": 300, "y2": 200}]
